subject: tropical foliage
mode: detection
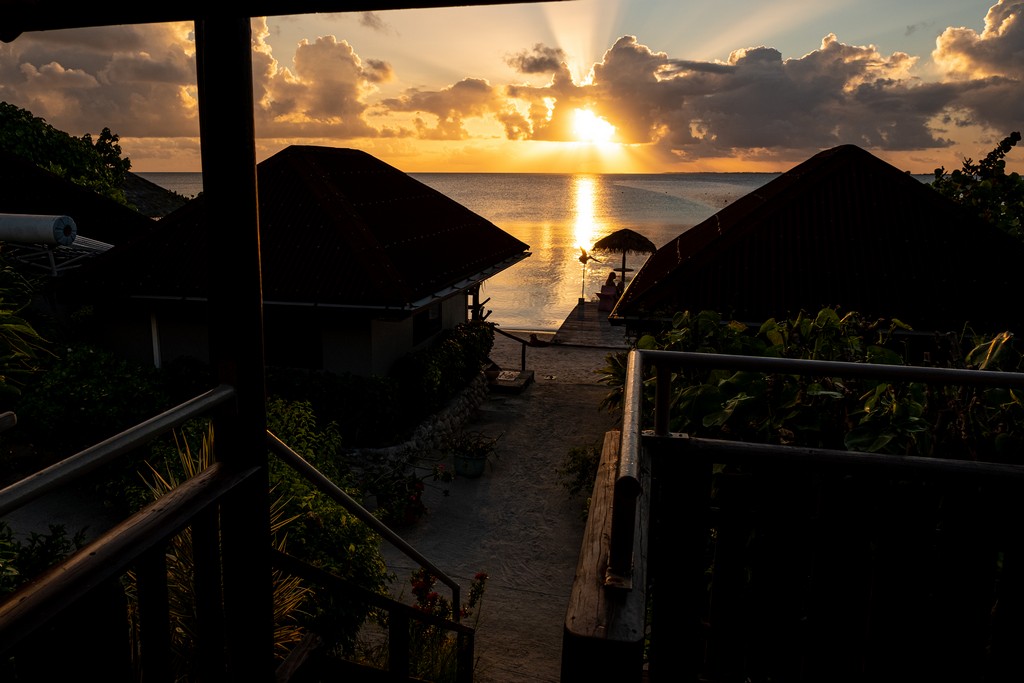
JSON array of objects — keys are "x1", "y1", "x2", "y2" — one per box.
[
  {"x1": 389, "y1": 319, "x2": 495, "y2": 425},
  {"x1": 599, "y1": 307, "x2": 1024, "y2": 462},
  {"x1": 933, "y1": 130, "x2": 1024, "y2": 240},
  {"x1": 0, "y1": 521, "x2": 85, "y2": 598},
  {"x1": 0, "y1": 101, "x2": 132, "y2": 205},
  {"x1": 125, "y1": 424, "x2": 311, "y2": 679},
  {"x1": 14, "y1": 344, "x2": 168, "y2": 457}
]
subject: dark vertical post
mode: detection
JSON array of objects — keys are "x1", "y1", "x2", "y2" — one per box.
[
  {"x1": 194, "y1": 15, "x2": 273, "y2": 681},
  {"x1": 192, "y1": 507, "x2": 226, "y2": 680},
  {"x1": 137, "y1": 547, "x2": 172, "y2": 683}
]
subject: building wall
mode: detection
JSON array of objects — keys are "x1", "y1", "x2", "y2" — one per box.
[{"x1": 104, "y1": 290, "x2": 474, "y2": 378}]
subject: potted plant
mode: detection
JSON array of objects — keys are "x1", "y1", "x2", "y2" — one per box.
[{"x1": 447, "y1": 430, "x2": 501, "y2": 479}]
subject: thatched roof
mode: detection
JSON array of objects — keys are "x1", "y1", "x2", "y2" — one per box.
[
  {"x1": 62, "y1": 145, "x2": 530, "y2": 312},
  {"x1": 612, "y1": 144, "x2": 1024, "y2": 335}
]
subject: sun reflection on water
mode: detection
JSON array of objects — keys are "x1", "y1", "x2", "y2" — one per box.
[{"x1": 573, "y1": 175, "x2": 597, "y2": 252}]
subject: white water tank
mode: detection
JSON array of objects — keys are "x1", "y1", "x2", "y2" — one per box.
[{"x1": 0, "y1": 213, "x2": 77, "y2": 246}]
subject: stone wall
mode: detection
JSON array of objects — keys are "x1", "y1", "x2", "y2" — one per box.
[{"x1": 356, "y1": 371, "x2": 489, "y2": 459}]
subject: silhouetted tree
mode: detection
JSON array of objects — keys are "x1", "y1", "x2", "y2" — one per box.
[
  {"x1": 0, "y1": 100, "x2": 131, "y2": 204},
  {"x1": 933, "y1": 131, "x2": 1024, "y2": 239}
]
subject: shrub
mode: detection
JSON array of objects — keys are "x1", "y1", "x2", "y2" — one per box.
[
  {"x1": 601, "y1": 306, "x2": 1024, "y2": 461},
  {"x1": 126, "y1": 423, "x2": 311, "y2": 676},
  {"x1": 558, "y1": 443, "x2": 601, "y2": 519},
  {"x1": 265, "y1": 397, "x2": 391, "y2": 653},
  {"x1": 265, "y1": 367, "x2": 403, "y2": 448},
  {"x1": 0, "y1": 521, "x2": 86, "y2": 598},
  {"x1": 390, "y1": 320, "x2": 494, "y2": 426},
  {"x1": 14, "y1": 344, "x2": 168, "y2": 457}
]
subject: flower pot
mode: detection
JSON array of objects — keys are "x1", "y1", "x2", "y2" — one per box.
[{"x1": 454, "y1": 454, "x2": 487, "y2": 479}]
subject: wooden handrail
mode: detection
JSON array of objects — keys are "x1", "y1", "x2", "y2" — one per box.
[
  {"x1": 0, "y1": 460, "x2": 259, "y2": 653},
  {"x1": 0, "y1": 384, "x2": 236, "y2": 517}
]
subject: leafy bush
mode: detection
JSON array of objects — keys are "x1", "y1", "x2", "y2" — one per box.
[
  {"x1": 389, "y1": 320, "x2": 494, "y2": 426},
  {"x1": 933, "y1": 131, "x2": 1024, "y2": 239},
  {"x1": 599, "y1": 307, "x2": 1024, "y2": 461},
  {"x1": 266, "y1": 398, "x2": 388, "y2": 581},
  {"x1": 266, "y1": 367, "x2": 403, "y2": 448},
  {"x1": 0, "y1": 101, "x2": 132, "y2": 205},
  {"x1": 13, "y1": 344, "x2": 168, "y2": 457},
  {"x1": 0, "y1": 521, "x2": 86, "y2": 598},
  {"x1": 265, "y1": 397, "x2": 391, "y2": 653}
]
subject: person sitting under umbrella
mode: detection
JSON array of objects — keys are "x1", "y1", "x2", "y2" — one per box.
[{"x1": 598, "y1": 271, "x2": 619, "y2": 311}]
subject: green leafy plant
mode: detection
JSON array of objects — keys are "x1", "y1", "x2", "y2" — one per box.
[
  {"x1": 558, "y1": 443, "x2": 602, "y2": 518},
  {"x1": 405, "y1": 568, "x2": 489, "y2": 682},
  {"x1": 933, "y1": 131, "x2": 1024, "y2": 239},
  {"x1": 444, "y1": 430, "x2": 501, "y2": 479},
  {"x1": 125, "y1": 424, "x2": 312, "y2": 678},
  {"x1": 364, "y1": 448, "x2": 454, "y2": 526},
  {"x1": 0, "y1": 521, "x2": 86, "y2": 598},
  {"x1": 0, "y1": 101, "x2": 132, "y2": 205},
  {"x1": 265, "y1": 397, "x2": 390, "y2": 589},
  {"x1": 14, "y1": 344, "x2": 168, "y2": 457},
  {"x1": 390, "y1": 320, "x2": 495, "y2": 426},
  {"x1": 602, "y1": 306, "x2": 1024, "y2": 461}
]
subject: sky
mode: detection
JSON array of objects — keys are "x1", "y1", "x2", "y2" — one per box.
[{"x1": 1, "y1": 0, "x2": 1022, "y2": 174}]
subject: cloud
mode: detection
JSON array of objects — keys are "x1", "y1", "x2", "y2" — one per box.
[
  {"x1": 495, "y1": 32, "x2": 985, "y2": 163},
  {"x1": 931, "y1": 0, "x2": 1024, "y2": 136},
  {"x1": 0, "y1": 3, "x2": 1019, "y2": 171},
  {"x1": 934, "y1": 0, "x2": 1024, "y2": 79},
  {"x1": 505, "y1": 44, "x2": 567, "y2": 74},
  {"x1": 905, "y1": 21, "x2": 932, "y2": 37},
  {"x1": 359, "y1": 12, "x2": 393, "y2": 34},
  {"x1": 252, "y1": 19, "x2": 383, "y2": 138},
  {"x1": 0, "y1": 22, "x2": 198, "y2": 137},
  {"x1": 381, "y1": 78, "x2": 504, "y2": 139}
]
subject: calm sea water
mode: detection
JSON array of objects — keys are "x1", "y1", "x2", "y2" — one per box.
[{"x1": 138, "y1": 171, "x2": 932, "y2": 331}]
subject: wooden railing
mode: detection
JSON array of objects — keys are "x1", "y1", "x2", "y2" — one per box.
[
  {"x1": 564, "y1": 350, "x2": 1024, "y2": 682},
  {"x1": 0, "y1": 387, "x2": 474, "y2": 681}
]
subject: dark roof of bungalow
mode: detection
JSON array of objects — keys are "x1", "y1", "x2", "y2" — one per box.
[
  {"x1": 612, "y1": 144, "x2": 1024, "y2": 334},
  {"x1": 0, "y1": 149, "x2": 155, "y2": 245},
  {"x1": 120, "y1": 172, "x2": 189, "y2": 218},
  {"x1": 63, "y1": 145, "x2": 530, "y2": 311}
]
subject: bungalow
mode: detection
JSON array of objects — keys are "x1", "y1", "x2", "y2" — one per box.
[
  {"x1": 57, "y1": 145, "x2": 530, "y2": 376},
  {"x1": 611, "y1": 144, "x2": 1024, "y2": 337}
]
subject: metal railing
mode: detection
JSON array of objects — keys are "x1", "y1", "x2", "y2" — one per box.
[
  {"x1": 609, "y1": 349, "x2": 1024, "y2": 588},
  {"x1": 562, "y1": 347, "x2": 1024, "y2": 681}
]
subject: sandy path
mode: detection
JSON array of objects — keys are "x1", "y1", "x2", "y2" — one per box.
[{"x1": 381, "y1": 334, "x2": 624, "y2": 682}]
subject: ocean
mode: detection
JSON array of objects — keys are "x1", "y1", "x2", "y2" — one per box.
[{"x1": 137, "y1": 171, "x2": 933, "y2": 331}]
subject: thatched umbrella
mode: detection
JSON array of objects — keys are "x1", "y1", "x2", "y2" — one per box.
[{"x1": 592, "y1": 228, "x2": 657, "y2": 275}]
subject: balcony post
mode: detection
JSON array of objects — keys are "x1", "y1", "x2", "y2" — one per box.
[{"x1": 195, "y1": 14, "x2": 273, "y2": 681}]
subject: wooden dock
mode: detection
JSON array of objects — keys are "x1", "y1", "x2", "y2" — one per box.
[
  {"x1": 551, "y1": 298, "x2": 630, "y2": 349},
  {"x1": 487, "y1": 298, "x2": 630, "y2": 392}
]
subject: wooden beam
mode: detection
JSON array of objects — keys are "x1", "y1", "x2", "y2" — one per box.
[{"x1": 0, "y1": 1, "x2": 568, "y2": 42}]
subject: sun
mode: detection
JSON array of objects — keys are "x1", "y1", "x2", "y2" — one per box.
[{"x1": 573, "y1": 108, "x2": 616, "y2": 143}]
